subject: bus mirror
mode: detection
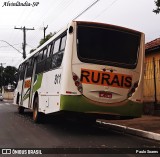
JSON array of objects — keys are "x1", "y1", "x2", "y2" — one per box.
[{"x1": 69, "y1": 26, "x2": 73, "y2": 34}]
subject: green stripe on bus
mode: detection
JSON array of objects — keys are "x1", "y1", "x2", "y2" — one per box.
[
  {"x1": 23, "y1": 74, "x2": 43, "y2": 101},
  {"x1": 60, "y1": 95, "x2": 143, "y2": 117},
  {"x1": 33, "y1": 73, "x2": 43, "y2": 92}
]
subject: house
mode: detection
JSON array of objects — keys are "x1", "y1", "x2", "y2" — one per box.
[{"x1": 144, "y1": 38, "x2": 160, "y2": 112}]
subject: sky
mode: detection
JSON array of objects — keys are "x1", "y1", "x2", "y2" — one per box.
[{"x1": 0, "y1": 0, "x2": 160, "y2": 67}]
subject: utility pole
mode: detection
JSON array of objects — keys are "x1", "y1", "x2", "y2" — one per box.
[
  {"x1": 43, "y1": 25, "x2": 48, "y2": 39},
  {"x1": 14, "y1": 26, "x2": 34, "y2": 59},
  {"x1": 0, "y1": 63, "x2": 6, "y2": 93}
]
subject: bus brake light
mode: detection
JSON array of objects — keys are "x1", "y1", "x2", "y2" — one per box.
[
  {"x1": 127, "y1": 81, "x2": 139, "y2": 98},
  {"x1": 72, "y1": 72, "x2": 83, "y2": 94}
]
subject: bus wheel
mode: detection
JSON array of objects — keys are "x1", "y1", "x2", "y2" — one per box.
[
  {"x1": 18, "y1": 106, "x2": 24, "y2": 114},
  {"x1": 33, "y1": 97, "x2": 42, "y2": 123},
  {"x1": 17, "y1": 95, "x2": 24, "y2": 114}
]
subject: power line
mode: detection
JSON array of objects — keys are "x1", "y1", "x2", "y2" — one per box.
[
  {"x1": 93, "y1": 0, "x2": 119, "y2": 20},
  {"x1": 39, "y1": 0, "x2": 74, "y2": 31},
  {"x1": 0, "y1": 43, "x2": 21, "y2": 48},
  {"x1": 0, "y1": 40, "x2": 22, "y2": 54},
  {"x1": 73, "y1": 0, "x2": 100, "y2": 20},
  {"x1": 48, "y1": 0, "x2": 100, "y2": 39}
]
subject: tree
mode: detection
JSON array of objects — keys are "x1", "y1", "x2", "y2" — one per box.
[
  {"x1": 30, "y1": 48, "x2": 36, "y2": 54},
  {"x1": 38, "y1": 32, "x2": 56, "y2": 47},
  {"x1": 0, "y1": 66, "x2": 4, "y2": 92},
  {"x1": 2, "y1": 66, "x2": 18, "y2": 87},
  {"x1": 29, "y1": 32, "x2": 57, "y2": 53},
  {"x1": 153, "y1": 0, "x2": 160, "y2": 14}
]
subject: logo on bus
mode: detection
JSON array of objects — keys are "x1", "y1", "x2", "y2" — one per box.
[{"x1": 80, "y1": 69, "x2": 132, "y2": 89}]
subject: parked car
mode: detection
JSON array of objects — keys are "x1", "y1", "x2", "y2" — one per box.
[{"x1": 0, "y1": 93, "x2": 3, "y2": 101}]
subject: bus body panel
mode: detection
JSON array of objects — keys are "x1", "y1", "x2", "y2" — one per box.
[{"x1": 38, "y1": 69, "x2": 62, "y2": 114}]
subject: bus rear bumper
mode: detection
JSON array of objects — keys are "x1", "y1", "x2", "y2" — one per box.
[{"x1": 60, "y1": 95, "x2": 143, "y2": 118}]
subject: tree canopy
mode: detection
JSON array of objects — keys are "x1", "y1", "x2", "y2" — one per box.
[
  {"x1": 0, "y1": 66, "x2": 18, "y2": 92},
  {"x1": 38, "y1": 32, "x2": 56, "y2": 47},
  {"x1": 153, "y1": 0, "x2": 160, "y2": 14},
  {"x1": 30, "y1": 32, "x2": 56, "y2": 53}
]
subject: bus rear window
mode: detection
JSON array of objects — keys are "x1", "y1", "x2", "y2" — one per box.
[{"x1": 77, "y1": 25, "x2": 141, "y2": 69}]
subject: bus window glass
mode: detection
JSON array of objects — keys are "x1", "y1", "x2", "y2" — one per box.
[
  {"x1": 18, "y1": 65, "x2": 21, "y2": 72},
  {"x1": 47, "y1": 44, "x2": 52, "y2": 57},
  {"x1": 53, "y1": 39, "x2": 60, "y2": 54},
  {"x1": 37, "y1": 52, "x2": 40, "y2": 62},
  {"x1": 77, "y1": 25, "x2": 141, "y2": 69},
  {"x1": 43, "y1": 48, "x2": 48, "y2": 60},
  {"x1": 60, "y1": 35, "x2": 67, "y2": 51},
  {"x1": 28, "y1": 59, "x2": 31, "y2": 67},
  {"x1": 38, "y1": 51, "x2": 43, "y2": 62},
  {"x1": 51, "y1": 51, "x2": 64, "y2": 69},
  {"x1": 20, "y1": 63, "x2": 26, "y2": 80}
]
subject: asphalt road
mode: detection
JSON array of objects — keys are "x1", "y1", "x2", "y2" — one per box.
[{"x1": 0, "y1": 100, "x2": 160, "y2": 157}]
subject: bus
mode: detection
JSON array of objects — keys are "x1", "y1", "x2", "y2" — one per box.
[{"x1": 14, "y1": 21, "x2": 145, "y2": 123}]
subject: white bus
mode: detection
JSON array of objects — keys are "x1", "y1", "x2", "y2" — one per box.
[{"x1": 14, "y1": 21, "x2": 145, "y2": 123}]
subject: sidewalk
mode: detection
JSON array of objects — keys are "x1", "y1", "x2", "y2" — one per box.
[{"x1": 99, "y1": 115, "x2": 160, "y2": 141}]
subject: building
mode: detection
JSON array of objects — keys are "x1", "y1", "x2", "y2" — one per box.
[{"x1": 144, "y1": 38, "x2": 160, "y2": 113}]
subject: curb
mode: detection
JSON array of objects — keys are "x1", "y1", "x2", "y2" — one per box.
[{"x1": 97, "y1": 120, "x2": 160, "y2": 142}]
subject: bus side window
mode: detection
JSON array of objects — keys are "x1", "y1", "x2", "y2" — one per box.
[
  {"x1": 51, "y1": 35, "x2": 66, "y2": 69},
  {"x1": 20, "y1": 63, "x2": 26, "y2": 80},
  {"x1": 60, "y1": 35, "x2": 67, "y2": 51},
  {"x1": 57, "y1": 35, "x2": 66, "y2": 64},
  {"x1": 36, "y1": 49, "x2": 46, "y2": 74},
  {"x1": 43, "y1": 47, "x2": 48, "y2": 60},
  {"x1": 26, "y1": 58, "x2": 34, "y2": 78},
  {"x1": 53, "y1": 39, "x2": 60, "y2": 54},
  {"x1": 47, "y1": 43, "x2": 53, "y2": 58},
  {"x1": 51, "y1": 38, "x2": 60, "y2": 69},
  {"x1": 44, "y1": 43, "x2": 53, "y2": 71},
  {"x1": 37, "y1": 50, "x2": 44, "y2": 62}
]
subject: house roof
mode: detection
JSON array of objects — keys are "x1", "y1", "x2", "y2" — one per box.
[{"x1": 145, "y1": 38, "x2": 160, "y2": 50}]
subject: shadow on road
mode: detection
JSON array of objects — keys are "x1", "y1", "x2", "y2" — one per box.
[{"x1": 14, "y1": 110, "x2": 114, "y2": 137}]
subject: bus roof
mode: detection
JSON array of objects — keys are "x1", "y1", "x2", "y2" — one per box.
[{"x1": 18, "y1": 20, "x2": 144, "y2": 67}]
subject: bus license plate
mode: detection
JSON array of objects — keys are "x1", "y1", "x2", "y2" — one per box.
[{"x1": 99, "y1": 91, "x2": 112, "y2": 98}]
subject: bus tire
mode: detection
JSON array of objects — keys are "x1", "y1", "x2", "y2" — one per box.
[
  {"x1": 33, "y1": 97, "x2": 42, "y2": 123},
  {"x1": 17, "y1": 94, "x2": 24, "y2": 114},
  {"x1": 18, "y1": 106, "x2": 24, "y2": 114}
]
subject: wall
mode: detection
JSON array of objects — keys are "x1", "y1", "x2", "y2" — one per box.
[
  {"x1": 143, "y1": 51, "x2": 160, "y2": 105},
  {"x1": 3, "y1": 91, "x2": 14, "y2": 100}
]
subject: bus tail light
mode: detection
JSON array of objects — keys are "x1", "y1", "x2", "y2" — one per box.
[
  {"x1": 72, "y1": 72, "x2": 83, "y2": 94},
  {"x1": 127, "y1": 81, "x2": 138, "y2": 98}
]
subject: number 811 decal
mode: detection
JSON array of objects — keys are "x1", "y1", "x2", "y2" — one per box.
[{"x1": 54, "y1": 74, "x2": 61, "y2": 84}]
